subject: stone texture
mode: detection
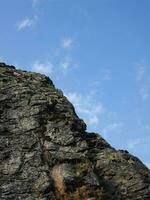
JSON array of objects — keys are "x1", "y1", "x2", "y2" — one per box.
[{"x1": 0, "y1": 62, "x2": 150, "y2": 200}]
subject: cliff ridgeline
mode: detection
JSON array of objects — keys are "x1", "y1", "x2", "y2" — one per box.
[{"x1": 0, "y1": 63, "x2": 150, "y2": 200}]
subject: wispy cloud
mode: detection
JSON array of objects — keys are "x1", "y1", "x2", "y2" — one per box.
[
  {"x1": 31, "y1": 0, "x2": 44, "y2": 8},
  {"x1": 139, "y1": 85, "x2": 149, "y2": 100},
  {"x1": 32, "y1": 60, "x2": 54, "y2": 75},
  {"x1": 127, "y1": 138, "x2": 145, "y2": 150},
  {"x1": 66, "y1": 92, "x2": 105, "y2": 126},
  {"x1": 61, "y1": 38, "x2": 74, "y2": 49},
  {"x1": 135, "y1": 63, "x2": 150, "y2": 101},
  {"x1": 0, "y1": 57, "x2": 3, "y2": 62},
  {"x1": 17, "y1": 16, "x2": 37, "y2": 31},
  {"x1": 136, "y1": 65, "x2": 145, "y2": 81},
  {"x1": 103, "y1": 69, "x2": 112, "y2": 81},
  {"x1": 59, "y1": 57, "x2": 78, "y2": 73},
  {"x1": 32, "y1": 0, "x2": 40, "y2": 5},
  {"x1": 58, "y1": 37, "x2": 78, "y2": 74},
  {"x1": 91, "y1": 69, "x2": 112, "y2": 88},
  {"x1": 60, "y1": 58, "x2": 71, "y2": 72},
  {"x1": 102, "y1": 122, "x2": 123, "y2": 137}
]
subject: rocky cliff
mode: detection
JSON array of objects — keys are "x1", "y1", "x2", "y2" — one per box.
[{"x1": 0, "y1": 62, "x2": 150, "y2": 200}]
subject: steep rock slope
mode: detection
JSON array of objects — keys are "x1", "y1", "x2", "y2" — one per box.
[{"x1": 0, "y1": 63, "x2": 150, "y2": 200}]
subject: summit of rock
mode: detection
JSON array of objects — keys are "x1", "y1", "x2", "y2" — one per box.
[{"x1": 0, "y1": 63, "x2": 150, "y2": 200}]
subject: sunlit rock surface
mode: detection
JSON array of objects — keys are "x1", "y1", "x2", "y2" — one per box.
[{"x1": 0, "y1": 62, "x2": 150, "y2": 200}]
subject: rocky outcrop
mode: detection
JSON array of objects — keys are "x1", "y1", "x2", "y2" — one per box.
[{"x1": 0, "y1": 62, "x2": 150, "y2": 200}]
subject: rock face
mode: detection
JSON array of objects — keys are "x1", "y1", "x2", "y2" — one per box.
[{"x1": 0, "y1": 62, "x2": 150, "y2": 200}]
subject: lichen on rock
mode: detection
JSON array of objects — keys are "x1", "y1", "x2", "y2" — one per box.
[{"x1": 0, "y1": 62, "x2": 150, "y2": 200}]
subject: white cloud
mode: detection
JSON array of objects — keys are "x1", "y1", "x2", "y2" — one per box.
[
  {"x1": 139, "y1": 85, "x2": 149, "y2": 100},
  {"x1": 17, "y1": 16, "x2": 37, "y2": 31},
  {"x1": 59, "y1": 57, "x2": 78, "y2": 73},
  {"x1": 135, "y1": 64, "x2": 150, "y2": 101},
  {"x1": 59, "y1": 37, "x2": 78, "y2": 73},
  {"x1": 91, "y1": 80, "x2": 101, "y2": 87},
  {"x1": 91, "y1": 69, "x2": 112, "y2": 89},
  {"x1": 102, "y1": 122, "x2": 123, "y2": 135},
  {"x1": 103, "y1": 69, "x2": 112, "y2": 81},
  {"x1": 127, "y1": 138, "x2": 144, "y2": 150},
  {"x1": 31, "y1": 0, "x2": 42, "y2": 7},
  {"x1": 65, "y1": 92, "x2": 105, "y2": 126},
  {"x1": 0, "y1": 57, "x2": 3, "y2": 62},
  {"x1": 32, "y1": 0, "x2": 40, "y2": 4},
  {"x1": 89, "y1": 116, "x2": 99, "y2": 125},
  {"x1": 62, "y1": 38, "x2": 74, "y2": 49},
  {"x1": 32, "y1": 60, "x2": 54, "y2": 75},
  {"x1": 136, "y1": 65, "x2": 145, "y2": 81},
  {"x1": 60, "y1": 61, "x2": 70, "y2": 71}
]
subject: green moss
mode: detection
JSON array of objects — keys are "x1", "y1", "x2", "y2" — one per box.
[
  {"x1": 76, "y1": 159, "x2": 92, "y2": 176},
  {"x1": 128, "y1": 158, "x2": 135, "y2": 165},
  {"x1": 0, "y1": 67, "x2": 6, "y2": 73},
  {"x1": 107, "y1": 151, "x2": 122, "y2": 162}
]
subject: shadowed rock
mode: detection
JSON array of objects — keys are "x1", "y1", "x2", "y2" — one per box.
[{"x1": 0, "y1": 63, "x2": 150, "y2": 200}]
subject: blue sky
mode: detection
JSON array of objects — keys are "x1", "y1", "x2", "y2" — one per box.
[{"x1": 0, "y1": 0, "x2": 150, "y2": 168}]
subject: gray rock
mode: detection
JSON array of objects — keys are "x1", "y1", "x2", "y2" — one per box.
[
  {"x1": 83, "y1": 169, "x2": 100, "y2": 186},
  {"x1": 0, "y1": 63, "x2": 150, "y2": 200}
]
